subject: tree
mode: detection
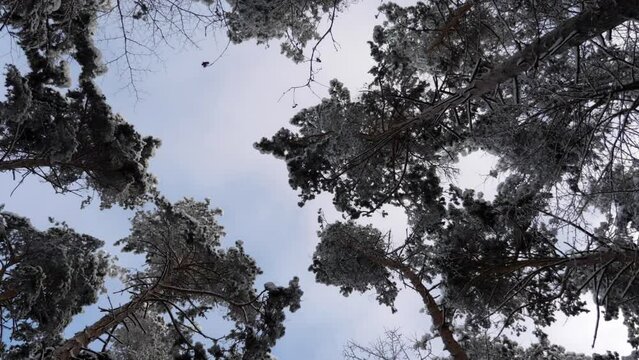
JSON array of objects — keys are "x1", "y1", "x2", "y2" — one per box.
[
  {"x1": 343, "y1": 328, "x2": 433, "y2": 360},
  {"x1": 63, "y1": 0, "x2": 349, "y2": 88},
  {"x1": 345, "y1": 330, "x2": 627, "y2": 360},
  {"x1": 256, "y1": 0, "x2": 639, "y2": 358},
  {"x1": 0, "y1": 210, "x2": 110, "y2": 358},
  {"x1": 0, "y1": 0, "x2": 347, "y2": 208},
  {"x1": 0, "y1": 0, "x2": 160, "y2": 208},
  {"x1": 47, "y1": 198, "x2": 302, "y2": 360},
  {"x1": 0, "y1": 1, "x2": 325, "y2": 358},
  {"x1": 107, "y1": 309, "x2": 180, "y2": 360},
  {"x1": 224, "y1": 0, "x2": 347, "y2": 62},
  {"x1": 0, "y1": 199, "x2": 301, "y2": 360},
  {"x1": 115, "y1": 0, "x2": 349, "y2": 62}
]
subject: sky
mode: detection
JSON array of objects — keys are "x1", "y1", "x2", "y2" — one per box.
[{"x1": 0, "y1": 1, "x2": 634, "y2": 358}]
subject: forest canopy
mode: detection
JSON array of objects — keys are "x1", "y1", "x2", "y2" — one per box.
[
  {"x1": 2, "y1": 0, "x2": 639, "y2": 359},
  {"x1": 256, "y1": 0, "x2": 639, "y2": 358}
]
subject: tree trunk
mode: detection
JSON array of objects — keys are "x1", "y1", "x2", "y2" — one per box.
[
  {"x1": 385, "y1": 0, "x2": 639, "y2": 136},
  {"x1": 363, "y1": 248, "x2": 638, "y2": 360},
  {"x1": 485, "y1": 248, "x2": 639, "y2": 277},
  {"x1": 51, "y1": 288, "x2": 156, "y2": 360},
  {"x1": 368, "y1": 254, "x2": 470, "y2": 360}
]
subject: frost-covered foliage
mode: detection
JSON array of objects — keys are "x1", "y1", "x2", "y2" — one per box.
[
  {"x1": 0, "y1": 211, "x2": 109, "y2": 358},
  {"x1": 0, "y1": 65, "x2": 160, "y2": 208},
  {"x1": 49, "y1": 198, "x2": 302, "y2": 360},
  {"x1": 0, "y1": 0, "x2": 160, "y2": 208},
  {"x1": 0, "y1": 198, "x2": 302, "y2": 360},
  {"x1": 1, "y1": 0, "x2": 109, "y2": 82},
  {"x1": 95, "y1": 0, "x2": 351, "y2": 73},
  {"x1": 116, "y1": 198, "x2": 302, "y2": 359},
  {"x1": 433, "y1": 335, "x2": 623, "y2": 360},
  {"x1": 0, "y1": 0, "x2": 356, "y2": 207},
  {"x1": 257, "y1": 0, "x2": 639, "y2": 356},
  {"x1": 310, "y1": 221, "x2": 399, "y2": 309},
  {"x1": 256, "y1": 80, "x2": 447, "y2": 219},
  {"x1": 225, "y1": 0, "x2": 348, "y2": 62},
  {"x1": 107, "y1": 309, "x2": 181, "y2": 360}
]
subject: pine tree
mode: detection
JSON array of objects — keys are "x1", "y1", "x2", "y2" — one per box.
[
  {"x1": 0, "y1": 199, "x2": 302, "y2": 360},
  {"x1": 0, "y1": 1, "x2": 319, "y2": 358},
  {"x1": 0, "y1": 210, "x2": 110, "y2": 358},
  {"x1": 256, "y1": 0, "x2": 639, "y2": 357}
]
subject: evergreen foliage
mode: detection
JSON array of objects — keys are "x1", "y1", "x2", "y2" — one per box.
[
  {"x1": 0, "y1": 210, "x2": 109, "y2": 358},
  {"x1": 0, "y1": 1, "x2": 314, "y2": 358},
  {"x1": 257, "y1": 0, "x2": 639, "y2": 357}
]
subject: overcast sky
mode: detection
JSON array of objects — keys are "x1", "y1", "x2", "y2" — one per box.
[{"x1": 0, "y1": 1, "x2": 634, "y2": 358}]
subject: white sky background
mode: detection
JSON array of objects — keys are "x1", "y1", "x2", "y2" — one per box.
[{"x1": 0, "y1": 0, "x2": 634, "y2": 358}]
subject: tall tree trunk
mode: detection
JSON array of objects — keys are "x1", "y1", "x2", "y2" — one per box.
[
  {"x1": 383, "y1": 0, "x2": 639, "y2": 137},
  {"x1": 362, "y1": 248, "x2": 639, "y2": 360},
  {"x1": 368, "y1": 254, "x2": 470, "y2": 360},
  {"x1": 51, "y1": 287, "x2": 156, "y2": 360},
  {"x1": 485, "y1": 248, "x2": 639, "y2": 277}
]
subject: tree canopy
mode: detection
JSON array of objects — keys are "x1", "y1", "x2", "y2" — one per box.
[
  {"x1": 0, "y1": 210, "x2": 110, "y2": 357},
  {"x1": 50, "y1": 198, "x2": 302, "y2": 360},
  {"x1": 0, "y1": 198, "x2": 302, "y2": 360},
  {"x1": 256, "y1": 0, "x2": 639, "y2": 358},
  {"x1": 0, "y1": 0, "x2": 345, "y2": 208},
  {"x1": 4, "y1": 0, "x2": 639, "y2": 358},
  {"x1": 0, "y1": 0, "x2": 314, "y2": 358},
  {"x1": 0, "y1": 0, "x2": 159, "y2": 208}
]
